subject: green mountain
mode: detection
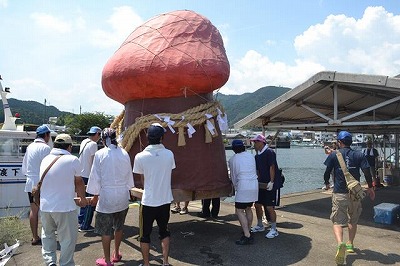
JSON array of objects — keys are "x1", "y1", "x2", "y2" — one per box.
[
  {"x1": 0, "y1": 86, "x2": 290, "y2": 127},
  {"x1": 215, "y1": 86, "x2": 291, "y2": 127},
  {"x1": 0, "y1": 98, "x2": 72, "y2": 125}
]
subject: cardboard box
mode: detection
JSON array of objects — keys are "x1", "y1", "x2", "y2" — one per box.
[{"x1": 373, "y1": 203, "x2": 400, "y2": 225}]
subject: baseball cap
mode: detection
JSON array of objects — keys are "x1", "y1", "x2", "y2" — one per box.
[
  {"x1": 54, "y1": 134, "x2": 73, "y2": 144},
  {"x1": 232, "y1": 139, "x2": 244, "y2": 147},
  {"x1": 250, "y1": 134, "x2": 266, "y2": 143},
  {"x1": 87, "y1": 126, "x2": 102, "y2": 134},
  {"x1": 148, "y1": 123, "x2": 166, "y2": 139},
  {"x1": 337, "y1": 131, "x2": 352, "y2": 141},
  {"x1": 36, "y1": 125, "x2": 51, "y2": 135}
]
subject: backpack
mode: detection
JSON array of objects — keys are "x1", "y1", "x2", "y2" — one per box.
[{"x1": 278, "y1": 168, "x2": 285, "y2": 188}]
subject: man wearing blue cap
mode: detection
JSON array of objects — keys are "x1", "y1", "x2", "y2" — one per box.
[
  {"x1": 78, "y1": 126, "x2": 101, "y2": 232},
  {"x1": 133, "y1": 123, "x2": 175, "y2": 266},
  {"x1": 22, "y1": 124, "x2": 52, "y2": 245},
  {"x1": 323, "y1": 130, "x2": 375, "y2": 265}
]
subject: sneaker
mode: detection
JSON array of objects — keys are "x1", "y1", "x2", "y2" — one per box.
[
  {"x1": 265, "y1": 228, "x2": 279, "y2": 239},
  {"x1": 346, "y1": 243, "x2": 355, "y2": 253},
  {"x1": 197, "y1": 212, "x2": 210, "y2": 218},
  {"x1": 179, "y1": 207, "x2": 188, "y2": 215},
  {"x1": 79, "y1": 225, "x2": 95, "y2": 232},
  {"x1": 235, "y1": 235, "x2": 254, "y2": 245},
  {"x1": 335, "y1": 243, "x2": 346, "y2": 265},
  {"x1": 250, "y1": 225, "x2": 265, "y2": 233},
  {"x1": 171, "y1": 206, "x2": 181, "y2": 213}
]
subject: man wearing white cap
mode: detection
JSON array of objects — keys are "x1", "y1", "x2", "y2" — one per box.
[
  {"x1": 22, "y1": 124, "x2": 52, "y2": 245},
  {"x1": 78, "y1": 126, "x2": 101, "y2": 232},
  {"x1": 40, "y1": 133, "x2": 87, "y2": 266}
]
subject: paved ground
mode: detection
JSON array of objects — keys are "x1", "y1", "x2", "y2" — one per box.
[{"x1": 5, "y1": 186, "x2": 400, "y2": 266}]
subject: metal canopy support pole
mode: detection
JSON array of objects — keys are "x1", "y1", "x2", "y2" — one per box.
[
  {"x1": 396, "y1": 134, "x2": 399, "y2": 169},
  {"x1": 383, "y1": 137, "x2": 386, "y2": 179},
  {"x1": 333, "y1": 84, "x2": 338, "y2": 121}
]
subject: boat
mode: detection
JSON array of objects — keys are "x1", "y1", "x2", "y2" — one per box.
[{"x1": 0, "y1": 77, "x2": 55, "y2": 217}]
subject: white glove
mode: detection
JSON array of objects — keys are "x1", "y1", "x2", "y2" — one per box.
[{"x1": 267, "y1": 181, "x2": 274, "y2": 191}]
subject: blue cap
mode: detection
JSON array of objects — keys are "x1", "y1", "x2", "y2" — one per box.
[
  {"x1": 337, "y1": 131, "x2": 352, "y2": 141},
  {"x1": 148, "y1": 123, "x2": 165, "y2": 139},
  {"x1": 36, "y1": 125, "x2": 50, "y2": 135},
  {"x1": 87, "y1": 126, "x2": 101, "y2": 134},
  {"x1": 232, "y1": 139, "x2": 244, "y2": 147}
]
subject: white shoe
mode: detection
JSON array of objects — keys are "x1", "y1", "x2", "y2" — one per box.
[
  {"x1": 265, "y1": 228, "x2": 279, "y2": 238},
  {"x1": 250, "y1": 225, "x2": 265, "y2": 233}
]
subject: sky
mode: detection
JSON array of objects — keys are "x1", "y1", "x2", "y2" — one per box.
[{"x1": 1, "y1": 0, "x2": 400, "y2": 117}]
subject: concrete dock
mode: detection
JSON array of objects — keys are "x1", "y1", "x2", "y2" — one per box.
[{"x1": 6, "y1": 186, "x2": 400, "y2": 266}]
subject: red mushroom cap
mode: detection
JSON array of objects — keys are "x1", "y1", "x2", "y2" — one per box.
[{"x1": 102, "y1": 10, "x2": 230, "y2": 104}]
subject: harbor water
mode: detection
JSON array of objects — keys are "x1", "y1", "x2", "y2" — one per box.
[{"x1": 226, "y1": 146, "x2": 328, "y2": 195}]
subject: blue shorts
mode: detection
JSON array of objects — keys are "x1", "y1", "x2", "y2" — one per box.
[{"x1": 256, "y1": 188, "x2": 280, "y2": 207}]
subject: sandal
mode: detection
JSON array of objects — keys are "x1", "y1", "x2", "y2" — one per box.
[
  {"x1": 111, "y1": 252, "x2": 122, "y2": 262},
  {"x1": 96, "y1": 257, "x2": 114, "y2": 266},
  {"x1": 31, "y1": 238, "x2": 41, "y2": 246}
]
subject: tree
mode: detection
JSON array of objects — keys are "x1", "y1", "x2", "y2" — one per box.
[{"x1": 64, "y1": 112, "x2": 113, "y2": 135}]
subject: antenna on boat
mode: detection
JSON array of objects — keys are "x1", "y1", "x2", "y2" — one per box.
[{"x1": 0, "y1": 77, "x2": 18, "y2": 130}]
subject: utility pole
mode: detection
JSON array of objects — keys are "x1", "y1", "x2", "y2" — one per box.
[
  {"x1": 44, "y1": 98, "x2": 47, "y2": 124},
  {"x1": 80, "y1": 105, "x2": 82, "y2": 115}
]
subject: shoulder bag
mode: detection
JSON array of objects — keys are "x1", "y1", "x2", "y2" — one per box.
[
  {"x1": 32, "y1": 155, "x2": 62, "y2": 206},
  {"x1": 336, "y1": 151, "x2": 366, "y2": 201}
]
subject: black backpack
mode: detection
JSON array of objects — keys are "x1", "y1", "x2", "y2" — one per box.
[{"x1": 278, "y1": 168, "x2": 285, "y2": 188}]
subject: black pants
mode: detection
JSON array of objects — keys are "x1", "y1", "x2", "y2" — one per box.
[{"x1": 202, "y1": 198, "x2": 220, "y2": 217}]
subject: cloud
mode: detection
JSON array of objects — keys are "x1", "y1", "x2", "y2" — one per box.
[
  {"x1": 91, "y1": 6, "x2": 143, "y2": 48},
  {"x1": 221, "y1": 6, "x2": 400, "y2": 95},
  {"x1": 30, "y1": 13, "x2": 72, "y2": 33},
  {"x1": 294, "y1": 6, "x2": 400, "y2": 75},
  {"x1": 0, "y1": 0, "x2": 7, "y2": 8},
  {"x1": 221, "y1": 50, "x2": 324, "y2": 95}
]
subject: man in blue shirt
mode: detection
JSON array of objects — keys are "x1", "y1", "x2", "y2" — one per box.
[
  {"x1": 324, "y1": 131, "x2": 375, "y2": 265},
  {"x1": 250, "y1": 134, "x2": 282, "y2": 239}
]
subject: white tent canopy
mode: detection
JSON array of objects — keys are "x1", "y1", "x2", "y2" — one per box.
[{"x1": 234, "y1": 71, "x2": 400, "y2": 134}]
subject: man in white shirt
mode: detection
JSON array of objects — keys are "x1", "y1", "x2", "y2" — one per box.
[
  {"x1": 87, "y1": 128, "x2": 134, "y2": 266},
  {"x1": 40, "y1": 134, "x2": 87, "y2": 266},
  {"x1": 78, "y1": 126, "x2": 101, "y2": 232},
  {"x1": 133, "y1": 123, "x2": 175, "y2": 266},
  {"x1": 22, "y1": 124, "x2": 51, "y2": 245}
]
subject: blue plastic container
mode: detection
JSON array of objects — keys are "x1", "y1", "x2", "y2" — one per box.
[
  {"x1": 383, "y1": 176, "x2": 393, "y2": 186},
  {"x1": 374, "y1": 203, "x2": 400, "y2": 225}
]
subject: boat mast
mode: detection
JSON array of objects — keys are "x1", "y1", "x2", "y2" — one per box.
[{"x1": 0, "y1": 76, "x2": 18, "y2": 130}]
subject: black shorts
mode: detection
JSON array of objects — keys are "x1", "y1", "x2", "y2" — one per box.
[
  {"x1": 27, "y1": 192, "x2": 34, "y2": 204},
  {"x1": 139, "y1": 204, "x2": 171, "y2": 243},
  {"x1": 256, "y1": 188, "x2": 280, "y2": 207},
  {"x1": 235, "y1": 202, "x2": 253, "y2": 209}
]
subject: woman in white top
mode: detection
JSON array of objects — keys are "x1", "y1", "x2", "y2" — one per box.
[{"x1": 228, "y1": 139, "x2": 258, "y2": 245}]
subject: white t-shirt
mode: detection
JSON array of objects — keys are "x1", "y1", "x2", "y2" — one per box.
[
  {"x1": 79, "y1": 138, "x2": 98, "y2": 177},
  {"x1": 22, "y1": 138, "x2": 51, "y2": 192},
  {"x1": 86, "y1": 144, "x2": 135, "y2": 213},
  {"x1": 228, "y1": 151, "x2": 259, "y2": 203},
  {"x1": 133, "y1": 144, "x2": 175, "y2": 207},
  {"x1": 39, "y1": 148, "x2": 83, "y2": 212}
]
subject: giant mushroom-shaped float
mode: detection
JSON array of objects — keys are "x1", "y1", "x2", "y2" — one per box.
[{"x1": 102, "y1": 10, "x2": 231, "y2": 201}]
